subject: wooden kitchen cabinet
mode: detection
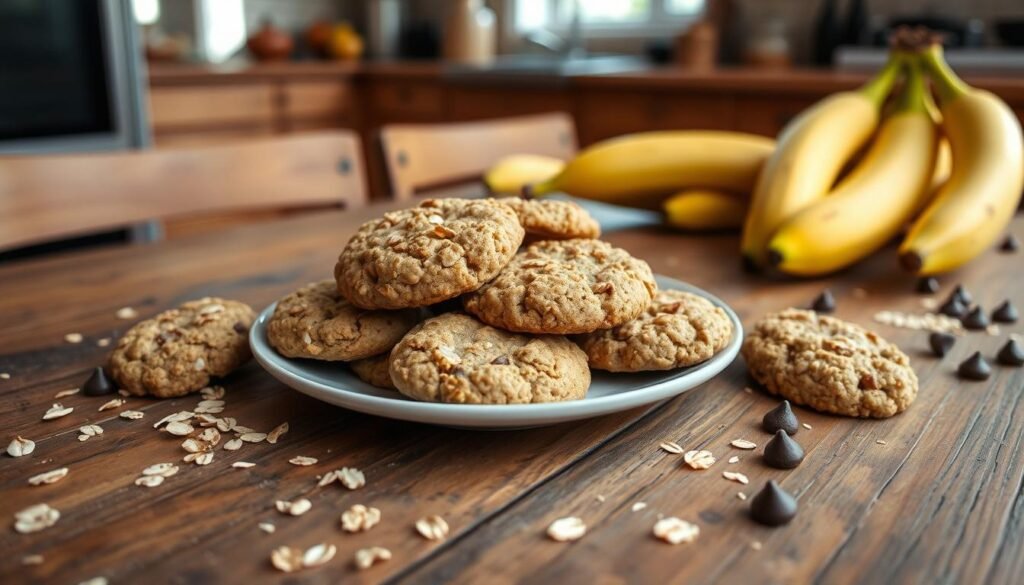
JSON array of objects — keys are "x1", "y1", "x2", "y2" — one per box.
[
  {"x1": 149, "y1": 84, "x2": 277, "y2": 134},
  {"x1": 446, "y1": 87, "x2": 573, "y2": 121},
  {"x1": 576, "y1": 90, "x2": 733, "y2": 144},
  {"x1": 732, "y1": 95, "x2": 817, "y2": 137},
  {"x1": 367, "y1": 80, "x2": 445, "y2": 121}
]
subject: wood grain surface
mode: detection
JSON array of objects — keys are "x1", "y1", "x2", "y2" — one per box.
[{"x1": 0, "y1": 199, "x2": 1020, "y2": 585}]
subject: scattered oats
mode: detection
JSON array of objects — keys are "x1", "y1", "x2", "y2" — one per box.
[
  {"x1": 631, "y1": 502, "x2": 647, "y2": 512},
  {"x1": 154, "y1": 411, "x2": 193, "y2": 429},
  {"x1": 921, "y1": 298, "x2": 939, "y2": 311},
  {"x1": 302, "y1": 331, "x2": 313, "y2": 345},
  {"x1": 65, "y1": 333, "x2": 83, "y2": 344},
  {"x1": 97, "y1": 338, "x2": 111, "y2": 348},
  {"x1": 143, "y1": 463, "x2": 178, "y2": 477},
  {"x1": 802, "y1": 423, "x2": 813, "y2": 430},
  {"x1": 7, "y1": 436, "x2": 35, "y2": 457},
  {"x1": 876, "y1": 439, "x2": 887, "y2": 445},
  {"x1": 78, "y1": 424, "x2": 103, "y2": 440},
  {"x1": 737, "y1": 492, "x2": 748, "y2": 501},
  {"x1": 415, "y1": 515, "x2": 450, "y2": 541},
  {"x1": 194, "y1": 400, "x2": 224, "y2": 414},
  {"x1": 547, "y1": 517, "x2": 586, "y2": 542},
  {"x1": 116, "y1": 306, "x2": 138, "y2": 319},
  {"x1": 192, "y1": 451, "x2": 214, "y2": 466},
  {"x1": 652, "y1": 517, "x2": 699, "y2": 545},
  {"x1": 239, "y1": 432, "x2": 267, "y2": 443},
  {"x1": 596, "y1": 494, "x2": 605, "y2": 502},
  {"x1": 276, "y1": 498, "x2": 312, "y2": 516},
  {"x1": 267, "y1": 422, "x2": 289, "y2": 444},
  {"x1": 77, "y1": 435, "x2": 89, "y2": 442},
  {"x1": 873, "y1": 310, "x2": 963, "y2": 333},
  {"x1": 223, "y1": 438, "x2": 243, "y2": 451},
  {"x1": 232, "y1": 461, "x2": 256, "y2": 468},
  {"x1": 302, "y1": 543, "x2": 337, "y2": 568},
  {"x1": 751, "y1": 541, "x2": 763, "y2": 551},
  {"x1": 134, "y1": 475, "x2": 165, "y2": 487},
  {"x1": 232, "y1": 425, "x2": 256, "y2": 434},
  {"x1": 77, "y1": 578, "x2": 107, "y2": 585},
  {"x1": 290, "y1": 456, "x2": 318, "y2": 466},
  {"x1": 164, "y1": 421, "x2": 194, "y2": 436},
  {"x1": 117, "y1": 389, "x2": 130, "y2": 397},
  {"x1": 28, "y1": 467, "x2": 69, "y2": 486},
  {"x1": 730, "y1": 439, "x2": 757, "y2": 450},
  {"x1": 723, "y1": 471, "x2": 749, "y2": 485},
  {"x1": 338, "y1": 467, "x2": 365, "y2": 490},
  {"x1": 986, "y1": 324, "x2": 1000, "y2": 336},
  {"x1": 271, "y1": 546, "x2": 304, "y2": 573},
  {"x1": 341, "y1": 504, "x2": 381, "y2": 533},
  {"x1": 0, "y1": 372, "x2": 9, "y2": 379},
  {"x1": 727, "y1": 456, "x2": 740, "y2": 464},
  {"x1": 21, "y1": 554, "x2": 44, "y2": 565},
  {"x1": 181, "y1": 438, "x2": 204, "y2": 453},
  {"x1": 42, "y1": 403, "x2": 74, "y2": 420},
  {"x1": 97, "y1": 398, "x2": 125, "y2": 412},
  {"x1": 200, "y1": 386, "x2": 225, "y2": 400},
  {"x1": 683, "y1": 450, "x2": 716, "y2": 470},
  {"x1": 354, "y1": 547, "x2": 391, "y2": 570},
  {"x1": 258, "y1": 522, "x2": 275, "y2": 534},
  {"x1": 193, "y1": 358, "x2": 205, "y2": 371},
  {"x1": 743, "y1": 387, "x2": 754, "y2": 394},
  {"x1": 317, "y1": 470, "x2": 340, "y2": 487},
  {"x1": 197, "y1": 428, "x2": 221, "y2": 445},
  {"x1": 54, "y1": 388, "x2": 80, "y2": 399},
  {"x1": 120, "y1": 410, "x2": 144, "y2": 420},
  {"x1": 216, "y1": 417, "x2": 237, "y2": 432},
  {"x1": 851, "y1": 287, "x2": 868, "y2": 299},
  {"x1": 659, "y1": 441, "x2": 683, "y2": 454},
  {"x1": 14, "y1": 503, "x2": 60, "y2": 533}
]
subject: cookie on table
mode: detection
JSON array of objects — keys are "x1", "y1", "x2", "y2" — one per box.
[
  {"x1": 335, "y1": 198, "x2": 524, "y2": 310},
  {"x1": 389, "y1": 312, "x2": 590, "y2": 404},
  {"x1": 463, "y1": 239, "x2": 657, "y2": 334},
  {"x1": 350, "y1": 353, "x2": 395, "y2": 390},
  {"x1": 577, "y1": 290, "x2": 733, "y2": 372},
  {"x1": 497, "y1": 197, "x2": 601, "y2": 241},
  {"x1": 109, "y1": 298, "x2": 255, "y2": 398},
  {"x1": 267, "y1": 280, "x2": 420, "y2": 361},
  {"x1": 741, "y1": 308, "x2": 918, "y2": 418}
]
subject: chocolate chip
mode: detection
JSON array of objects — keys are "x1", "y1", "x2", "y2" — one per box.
[
  {"x1": 811, "y1": 290, "x2": 835, "y2": 313},
  {"x1": 961, "y1": 306, "x2": 989, "y2": 330},
  {"x1": 749, "y1": 480, "x2": 798, "y2": 527},
  {"x1": 958, "y1": 352, "x2": 991, "y2": 381},
  {"x1": 928, "y1": 332, "x2": 956, "y2": 358},
  {"x1": 992, "y1": 300, "x2": 1018, "y2": 324},
  {"x1": 938, "y1": 297, "x2": 967, "y2": 318},
  {"x1": 1000, "y1": 234, "x2": 1020, "y2": 252},
  {"x1": 233, "y1": 321, "x2": 249, "y2": 334},
  {"x1": 83, "y1": 367, "x2": 116, "y2": 396},
  {"x1": 491, "y1": 355, "x2": 510, "y2": 365},
  {"x1": 762, "y1": 400, "x2": 799, "y2": 435},
  {"x1": 762, "y1": 429, "x2": 804, "y2": 469},
  {"x1": 997, "y1": 339, "x2": 1024, "y2": 366},
  {"x1": 915, "y1": 276, "x2": 939, "y2": 294},
  {"x1": 950, "y1": 285, "x2": 972, "y2": 306}
]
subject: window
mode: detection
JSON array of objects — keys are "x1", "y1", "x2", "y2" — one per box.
[{"x1": 514, "y1": 0, "x2": 705, "y2": 36}]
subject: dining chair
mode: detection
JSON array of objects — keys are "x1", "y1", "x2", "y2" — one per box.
[
  {"x1": 379, "y1": 112, "x2": 577, "y2": 200},
  {"x1": 0, "y1": 131, "x2": 367, "y2": 251}
]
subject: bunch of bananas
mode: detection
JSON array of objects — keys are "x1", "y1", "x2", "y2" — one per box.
[{"x1": 486, "y1": 35, "x2": 1022, "y2": 277}]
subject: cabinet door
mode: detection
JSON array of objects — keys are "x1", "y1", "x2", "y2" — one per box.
[
  {"x1": 733, "y1": 96, "x2": 817, "y2": 137},
  {"x1": 369, "y1": 80, "x2": 445, "y2": 121},
  {"x1": 149, "y1": 84, "x2": 276, "y2": 132},
  {"x1": 577, "y1": 91, "x2": 733, "y2": 145},
  {"x1": 447, "y1": 87, "x2": 572, "y2": 121},
  {"x1": 282, "y1": 81, "x2": 355, "y2": 127}
]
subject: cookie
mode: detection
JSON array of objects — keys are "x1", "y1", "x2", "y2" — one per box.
[
  {"x1": 741, "y1": 309, "x2": 917, "y2": 418},
  {"x1": 109, "y1": 298, "x2": 255, "y2": 398},
  {"x1": 463, "y1": 239, "x2": 657, "y2": 334},
  {"x1": 335, "y1": 198, "x2": 524, "y2": 309},
  {"x1": 350, "y1": 353, "x2": 395, "y2": 390},
  {"x1": 389, "y1": 313, "x2": 590, "y2": 404},
  {"x1": 267, "y1": 280, "x2": 420, "y2": 361},
  {"x1": 497, "y1": 197, "x2": 601, "y2": 241},
  {"x1": 577, "y1": 290, "x2": 733, "y2": 372}
]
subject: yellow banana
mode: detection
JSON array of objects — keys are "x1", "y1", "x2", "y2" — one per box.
[
  {"x1": 527, "y1": 131, "x2": 775, "y2": 210},
  {"x1": 484, "y1": 154, "x2": 565, "y2": 195},
  {"x1": 899, "y1": 44, "x2": 1024, "y2": 275},
  {"x1": 768, "y1": 59, "x2": 939, "y2": 276},
  {"x1": 663, "y1": 189, "x2": 746, "y2": 231},
  {"x1": 741, "y1": 57, "x2": 901, "y2": 269}
]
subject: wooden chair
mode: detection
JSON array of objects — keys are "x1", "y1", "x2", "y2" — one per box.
[
  {"x1": 379, "y1": 112, "x2": 577, "y2": 200},
  {"x1": 0, "y1": 131, "x2": 367, "y2": 251}
]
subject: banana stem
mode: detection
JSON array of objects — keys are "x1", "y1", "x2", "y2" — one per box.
[
  {"x1": 918, "y1": 44, "x2": 970, "y2": 104},
  {"x1": 894, "y1": 57, "x2": 929, "y2": 114},
  {"x1": 858, "y1": 55, "x2": 903, "y2": 108}
]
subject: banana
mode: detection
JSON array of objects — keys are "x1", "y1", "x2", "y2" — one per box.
[
  {"x1": 741, "y1": 57, "x2": 901, "y2": 269},
  {"x1": 527, "y1": 131, "x2": 775, "y2": 210},
  {"x1": 767, "y1": 59, "x2": 939, "y2": 276},
  {"x1": 899, "y1": 44, "x2": 1024, "y2": 275},
  {"x1": 484, "y1": 154, "x2": 565, "y2": 195},
  {"x1": 663, "y1": 189, "x2": 746, "y2": 231}
]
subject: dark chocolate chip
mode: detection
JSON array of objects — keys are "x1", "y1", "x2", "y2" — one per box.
[
  {"x1": 958, "y1": 352, "x2": 991, "y2": 381},
  {"x1": 997, "y1": 339, "x2": 1024, "y2": 366},
  {"x1": 762, "y1": 400, "x2": 799, "y2": 435},
  {"x1": 992, "y1": 300, "x2": 1018, "y2": 324},
  {"x1": 1000, "y1": 234, "x2": 1020, "y2": 252},
  {"x1": 749, "y1": 480, "x2": 798, "y2": 527},
  {"x1": 762, "y1": 429, "x2": 805, "y2": 469},
  {"x1": 915, "y1": 276, "x2": 939, "y2": 294},
  {"x1": 83, "y1": 367, "x2": 116, "y2": 396},
  {"x1": 950, "y1": 285, "x2": 972, "y2": 306},
  {"x1": 233, "y1": 321, "x2": 249, "y2": 334},
  {"x1": 961, "y1": 306, "x2": 989, "y2": 330},
  {"x1": 811, "y1": 290, "x2": 835, "y2": 313},
  {"x1": 938, "y1": 297, "x2": 967, "y2": 318},
  {"x1": 491, "y1": 355, "x2": 510, "y2": 365},
  {"x1": 928, "y1": 332, "x2": 956, "y2": 358}
]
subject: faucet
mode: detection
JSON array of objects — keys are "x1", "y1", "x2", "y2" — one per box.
[{"x1": 524, "y1": 0, "x2": 585, "y2": 59}]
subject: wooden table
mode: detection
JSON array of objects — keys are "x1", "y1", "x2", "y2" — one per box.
[{"x1": 2, "y1": 200, "x2": 1021, "y2": 585}]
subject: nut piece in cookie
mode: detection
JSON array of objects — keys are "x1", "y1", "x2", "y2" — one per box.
[
  {"x1": 350, "y1": 353, "x2": 395, "y2": 390},
  {"x1": 109, "y1": 298, "x2": 255, "y2": 398},
  {"x1": 267, "y1": 280, "x2": 420, "y2": 361},
  {"x1": 389, "y1": 313, "x2": 590, "y2": 404},
  {"x1": 577, "y1": 290, "x2": 732, "y2": 372},
  {"x1": 334, "y1": 198, "x2": 524, "y2": 309},
  {"x1": 463, "y1": 239, "x2": 657, "y2": 334},
  {"x1": 741, "y1": 309, "x2": 917, "y2": 418},
  {"x1": 496, "y1": 197, "x2": 601, "y2": 242}
]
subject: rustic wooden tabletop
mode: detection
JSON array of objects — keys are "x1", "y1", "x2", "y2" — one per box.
[{"x1": 1, "y1": 199, "x2": 1020, "y2": 585}]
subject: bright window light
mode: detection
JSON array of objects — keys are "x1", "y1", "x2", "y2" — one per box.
[
  {"x1": 515, "y1": 0, "x2": 703, "y2": 33},
  {"x1": 132, "y1": 0, "x2": 160, "y2": 25},
  {"x1": 667, "y1": 0, "x2": 703, "y2": 14},
  {"x1": 197, "y1": 0, "x2": 246, "y2": 63}
]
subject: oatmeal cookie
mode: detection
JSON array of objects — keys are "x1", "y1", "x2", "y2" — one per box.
[
  {"x1": 497, "y1": 197, "x2": 601, "y2": 241},
  {"x1": 741, "y1": 309, "x2": 917, "y2": 418},
  {"x1": 267, "y1": 280, "x2": 420, "y2": 361},
  {"x1": 350, "y1": 353, "x2": 395, "y2": 390},
  {"x1": 335, "y1": 198, "x2": 524, "y2": 309},
  {"x1": 463, "y1": 239, "x2": 657, "y2": 334},
  {"x1": 109, "y1": 298, "x2": 255, "y2": 398},
  {"x1": 389, "y1": 313, "x2": 590, "y2": 404},
  {"x1": 577, "y1": 290, "x2": 732, "y2": 372}
]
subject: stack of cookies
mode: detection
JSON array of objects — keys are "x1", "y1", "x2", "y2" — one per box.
[{"x1": 267, "y1": 197, "x2": 734, "y2": 405}]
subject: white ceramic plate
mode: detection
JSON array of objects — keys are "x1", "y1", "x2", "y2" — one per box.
[{"x1": 251, "y1": 275, "x2": 743, "y2": 429}]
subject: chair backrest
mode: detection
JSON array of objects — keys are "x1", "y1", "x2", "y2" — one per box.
[
  {"x1": 380, "y1": 112, "x2": 577, "y2": 200},
  {"x1": 0, "y1": 131, "x2": 367, "y2": 251}
]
